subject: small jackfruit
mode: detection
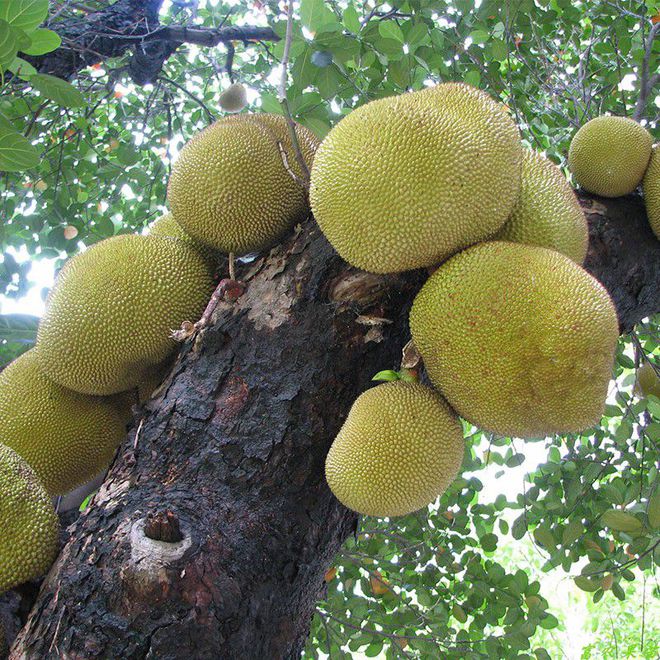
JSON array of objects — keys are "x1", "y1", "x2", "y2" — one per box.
[
  {"x1": 0, "y1": 350, "x2": 130, "y2": 495},
  {"x1": 148, "y1": 212, "x2": 218, "y2": 267},
  {"x1": 494, "y1": 149, "x2": 589, "y2": 263},
  {"x1": 568, "y1": 116, "x2": 652, "y2": 197},
  {"x1": 310, "y1": 83, "x2": 523, "y2": 273},
  {"x1": 410, "y1": 241, "x2": 619, "y2": 438},
  {"x1": 35, "y1": 234, "x2": 213, "y2": 395},
  {"x1": 325, "y1": 381, "x2": 465, "y2": 517},
  {"x1": 218, "y1": 82, "x2": 248, "y2": 113},
  {"x1": 167, "y1": 114, "x2": 318, "y2": 255},
  {"x1": 642, "y1": 144, "x2": 660, "y2": 239},
  {"x1": 0, "y1": 443, "x2": 59, "y2": 594}
]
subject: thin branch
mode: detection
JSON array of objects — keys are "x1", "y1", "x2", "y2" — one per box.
[
  {"x1": 278, "y1": 1, "x2": 310, "y2": 186},
  {"x1": 633, "y1": 22, "x2": 660, "y2": 121},
  {"x1": 158, "y1": 75, "x2": 216, "y2": 123}
]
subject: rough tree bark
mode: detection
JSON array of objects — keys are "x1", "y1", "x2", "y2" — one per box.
[{"x1": 5, "y1": 191, "x2": 659, "y2": 659}]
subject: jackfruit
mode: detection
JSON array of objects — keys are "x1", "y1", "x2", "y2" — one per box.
[
  {"x1": 219, "y1": 82, "x2": 248, "y2": 113},
  {"x1": 637, "y1": 361, "x2": 660, "y2": 399},
  {"x1": 494, "y1": 149, "x2": 589, "y2": 263},
  {"x1": 167, "y1": 114, "x2": 318, "y2": 255},
  {"x1": 568, "y1": 116, "x2": 652, "y2": 197},
  {"x1": 325, "y1": 381, "x2": 465, "y2": 517},
  {"x1": 148, "y1": 212, "x2": 218, "y2": 267},
  {"x1": 0, "y1": 443, "x2": 59, "y2": 594},
  {"x1": 0, "y1": 350, "x2": 130, "y2": 495},
  {"x1": 642, "y1": 144, "x2": 660, "y2": 239},
  {"x1": 35, "y1": 234, "x2": 213, "y2": 395},
  {"x1": 409, "y1": 241, "x2": 619, "y2": 438},
  {"x1": 309, "y1": 83, "x2": 523, "y2": 273}
]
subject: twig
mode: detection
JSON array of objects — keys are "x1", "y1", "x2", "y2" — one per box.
[
  {"x1": 158, "y1": 75, "x2": 215, "y2": 123},
  {"x1": 633, "y1": 22, "x2": 660, "y2": 121},
  {"x1": 277, "y1": 1, "x2": 310, "y2": 186}
]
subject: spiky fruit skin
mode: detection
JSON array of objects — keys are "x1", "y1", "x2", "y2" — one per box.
[
  {"x1": 35, "y1": 234, "x2": 213, "y2": 395},
  {"x1": 218, "y1": 82, "x2": 248, "y2": 113},
  {"x1": 568, "y1": 116, "x2": 652, "y2": 197},
  {"x1": 325, "y1": 381, "x2": 464, "y2": 517},
  {"x1": 148, "y1": 212, "x2": 218, "y2": 267},
  {"x1": 0, "y1": 443, "x2": 59, "y2": 594},
  {"x1": 0, "y1": 350, "x2": 130, "y2": 495},
  {"x1": 495, "y1": 150, "x2": 589, "y2": 263},
  {"x1": 410, "y1": 241, "x2": 619, "y2": 438},
  {"x1": 638, "y1": 361, "x2": 660, "y2": 399},
  {"x1": 310, "y1": 83, "x2": 523, "y2": 273},
  {"x1": 167, "y1": 114, "x2": 317, "y2": 255},
  {"x1": 642, "y1": 145, "x2": 660, "y2": 240}
]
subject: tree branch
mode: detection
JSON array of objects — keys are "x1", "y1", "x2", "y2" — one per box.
[
  {"x1": 632, "y1": 21, "x2": 660, "y2": 121},
  {"x1": 24, "y1": 0, "x2": 279, "y2": 84}
]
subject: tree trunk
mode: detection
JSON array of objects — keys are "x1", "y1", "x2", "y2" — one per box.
[{"x1": 8, "y1": 193, "x2": 660, "y2": 659}]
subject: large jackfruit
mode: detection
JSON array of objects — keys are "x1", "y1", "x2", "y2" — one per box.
[
  {"x1": 0, "y1": 350, "x2": 130, "y2": 495},
  {"x1": 167, "y1": 114, "x2": 318, "y2": 255},
  {"x1": 568, "y1": 116, "x2": 652, "y2": 197},
  {"x1": 310, "y1": 83, "x2": 523, "y2": 273},
  {"x1": 495, "y1": 149, "x2": 589, "y2": 263},
  {"x1": 410, "y1": 241, "x2": 619, "y2": 438},
  {"x1": 0, "y1": 443, "x2": 59, "y2": 594},
  {"x1": 325, "y1": 381, "x2": 465, "y2": 517},
  {"x1": 35, "y1": 234, "x2": 213, "y2": 395},
  {"x1": 643, "y1": 144, "x2": 660, "y2": 240}
]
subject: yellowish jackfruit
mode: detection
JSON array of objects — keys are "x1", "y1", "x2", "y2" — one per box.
[
  {"x1": 568, "y1": 116, "x2": 652, "y2": 197},
  {"x1": 218, "y1": 82, "x2": 248, "y2": 113},
  {"x1": 643, "y1": 144, "x2": 660, "y2": 239},
  {"x1": 495, "y1": 149, "x2": 589, "y2": 263},
  {"x1": 148, "y1": 212, "x2": 218, "y2": 266},
  {"x1": 410, "y1": 241, "x2": 619, "y2": 438},
  {"x1": 0, "y1": 443, "x2": 59, "y2": 594},
  {"x1": 0, "y1": 350, "x2": 130, "y2": 495},
  {"x1": 167, "y1": 114, "x2": 318, "y2": 255},
  {"x1": 310, "y1": 83, "x2": 523, "y2": 273},
  {"x1": 35, "y1": 234, "x2": 213, "y2": 395},
  {"x1": 325, "y1": 381, "x2": 464, "y2": 517}
]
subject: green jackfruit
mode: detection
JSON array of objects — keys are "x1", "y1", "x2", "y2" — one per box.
[
  {"x1": 0, "y1": 350, "x2": 130, "y2": 495},
  {"x1": 410, "y1": 241, "x2": 619, "y2": 438},
  {"x1": 310, "y1": 83, "x2": 523, "y2": 273},
  {"x1": 568, "y1": 116, "x2": 652, "y2": 197},
  {"x1": 495, "y1": 149, "x2": 589, "y2": 263},
  {"x1": 637, "y1": 361, "x2": 660, "y2": 399},
  {"x1": 325, "y1": 381, "x2": 465, "y2": 517},
  {"x1": 218, "y1": 82, "x2": 248, "y2": 113},
  {"x1": 35, "y1": 234, "x2": 213, "y2": 395},
  {"x1": 0, "y1": 443, "x2": 59, "y2": 594},
  {"x1": 167, "y1": 114, "x2": 318, "y2": 255},
  {"x1": 148, "y1": 212, "x2": 218, "y2": 267},
  {"x1": 643, "y1": 144, "x2": 660, "y2": 239}
]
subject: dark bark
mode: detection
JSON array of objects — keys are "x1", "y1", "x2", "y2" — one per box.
[
  {"x1": 8, "y1": 193, "x2": 660, "y2": 659},
  {"x1": 26, "y1": 0, "x2": 279, "y2": 85}
]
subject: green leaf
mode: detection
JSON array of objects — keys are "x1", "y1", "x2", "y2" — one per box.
[
  {"x1": 0, "y1": 19, "x2": 19, "y2": 67},
  {"x1": 601, "y1": 509, "x2": 643, "y2": 534},
  {"x1": 372, "y1": 370, "x2": 401, "y2": 382},
  {"x1": 562, "y1": 519, "x2": 583, "y2": 545},
  {"x1": 7, "y1": 55, "x2": 36, "y2": 79},
  {"x1": 0, "y1": 313, "x2": 39, "y2": 342},
  {"x1": 574, "y1": 576, "x2": 599, "y2": 592},
  {"x1": 533, "y1": 527, "x2": 555, "y2": 550},
  {"x1": 0, "y1": 123, "x2": 40, "y2": 171},
  {"x1": 648, "y1": 485, "x2": 660, "y2": 529},
  {"x1": 30, "y1": 73, "x2": 85, "y2": 107},
  {"x1": 19, "y1": 27, "x2": 60, "y2": 55},
  {"x1": 0, "y1": 0, "x2": 48, "y2": 32},
  {"x1": 342, "y1": 5, "x2": 361, "y2": 33},
  {"x1": 452, "y1": 603, "x2": 468, "y2": 623},
  {"x1": 300, "y1": 0, "x2": 335, "y2": 32},
  {"x1": 480, "y1": 532, "x2": 498, "y2": 552},
  {"x1": 378, "y1": 21, "x2": 405, "y2": 43}
]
